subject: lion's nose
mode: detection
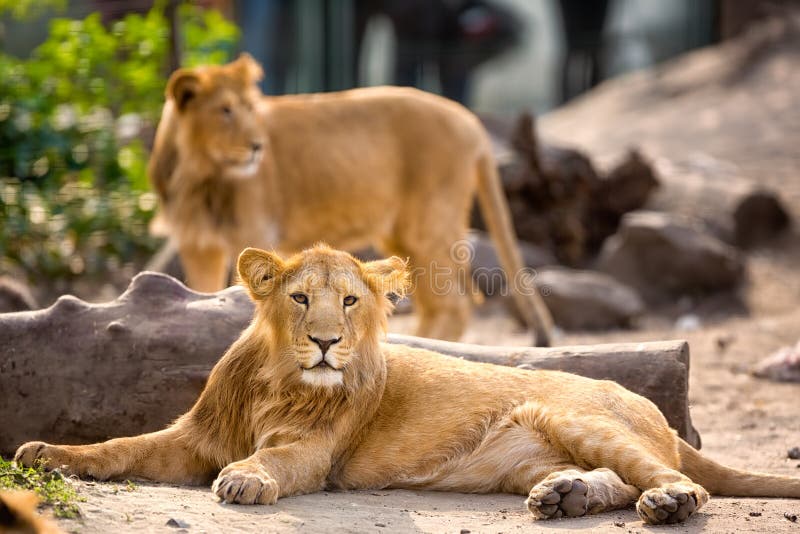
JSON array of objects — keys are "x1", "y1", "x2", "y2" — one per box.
[{"x1": 308, "y1": 336, "x2": 341, "y2": 355}]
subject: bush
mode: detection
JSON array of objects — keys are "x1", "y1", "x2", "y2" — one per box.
[{"x1": 0, "y1": 2, "x2": 239, "y2": 296}]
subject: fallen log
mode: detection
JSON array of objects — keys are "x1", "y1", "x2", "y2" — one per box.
[
  {"x1": 0, "y1": 272, "x2": 700, "y2": 456},
  {"x1": 477, "y1": 113, "x2": 596, "y2": 265},
  {"x1": 648, "y1": 159, "x2": 790, "y2": 247}
]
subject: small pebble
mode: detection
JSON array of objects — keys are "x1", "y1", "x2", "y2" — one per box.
[
  {"x1": 460, "y1": 530, "x2": 471, "y2": 534},
  {"x1": 785, "y1": 512, "x2": 798, "y2": 522},
  {"x1": 166, "y1": 518, "x2": 190, "y2": 528},
  {"x1": 614, "y1": 521, "x2": 625, "y2": 527},
  {"x1": 749, "y1": 512, "x2": 762, "y2": 517},
  {"x1": 375, "y1": 523, "x2": 386, "y2": 528},
  {"x1": 788, "y1": 446, "x2": 800, "y2": 460}
]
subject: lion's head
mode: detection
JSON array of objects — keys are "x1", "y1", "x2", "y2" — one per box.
[
  {"x1": 149, "y1": 53, "x2": 267, "y2": 193},
  {"x1": 237, "y1": 245, "x2": 409, "y2": 389}
]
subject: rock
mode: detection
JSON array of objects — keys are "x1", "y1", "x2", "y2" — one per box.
[
  {"x1": 597, "y1": 211, "x2": 745, "y2": 303},
  {"x1": 0, "y1": 272, "x2": 700, "y2": 455},
  {"x1": 535, "y1": 268, "x2": 644, "y2": 330},
  {"x1": 467, "y1": 231, "x2": 557, "y2": 297},
  {"x1": 166, "y1": 518, "x2": 190, "y2": 528}
]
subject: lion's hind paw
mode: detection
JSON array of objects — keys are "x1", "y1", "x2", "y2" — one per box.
[
  {"x1": 636, "y1": 483, "x2": 707, "y2": 525},
  {"x1": 526, "y1": 474, "x2": 589, "y2": 519}
]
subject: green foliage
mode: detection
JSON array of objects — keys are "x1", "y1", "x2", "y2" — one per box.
[
  {"x1": 0, "y1": 0, "x2": 65, "y2": 21},
  {"x1": 0, "y1": 4, "x2": 239, "y2": 290},
  {"x1": 0, "y1": 457, "x2": 83, "y2": 518}
]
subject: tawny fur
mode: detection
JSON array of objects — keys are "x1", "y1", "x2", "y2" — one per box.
[
  {"x1": 15, "y1": 246, "x2": 800, "y2": 525},
  {"x1": 147, "y1": 53, "x2": 552, "y2": 344},
  {"x1": 0, "y1": 491, "x2": 63, "y2": 534}
]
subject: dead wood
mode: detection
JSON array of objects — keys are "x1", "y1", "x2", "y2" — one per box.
[{"x1": 0, "y1": 273, "x2": 700, "y2": 455}]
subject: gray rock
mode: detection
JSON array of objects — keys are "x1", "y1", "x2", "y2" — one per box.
[
  {"x1": 536, "y1": 268, "x2": 644, "y2": 330},
  {"x1": 597, "y1": 211, "x2": 745, "y2": 303},
  {"x1": 166, "y1": 518, "x2": 190, "y2": 528},
  {"x1": 468, "y1": 231, "x2": 557, "y2": 297}
]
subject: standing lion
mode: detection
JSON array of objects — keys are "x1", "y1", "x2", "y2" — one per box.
[{"x1": 147, "y1": 54, "x2": 553, "y2": 344}]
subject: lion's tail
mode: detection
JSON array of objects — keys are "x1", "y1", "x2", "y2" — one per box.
[
  {"x1": 678, "y1": 439, "x2": 800, "y2": 497},
  {"x1": 475, "y1": 152, "x2": 553, "y2": 346}
]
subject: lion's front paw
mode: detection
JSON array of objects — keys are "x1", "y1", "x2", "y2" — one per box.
[
  {"x1": 14, "y1": 441, "x2": 73, "y2": 471},
  {"x1": 212, "y1": 463, "x2": 279, "y2": 505},
  {"x1": 14, "y1": 441, "x2": 108, "y2": 480},
  {"x1": 526, "y1": 473, "x2": 589, "y2": 519},
  {"x1": 636, "y1": 483, "x2": 708, "y2": 525}
]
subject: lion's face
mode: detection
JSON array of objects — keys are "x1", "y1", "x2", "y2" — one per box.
[
  {"x1": 166, "y1": 54, "x2": 266, "y2": 179},
  {"x1": 237, "y1": 246, "x2": 409, "y2": 388}
]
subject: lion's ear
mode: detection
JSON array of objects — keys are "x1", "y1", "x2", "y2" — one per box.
[
  {"x1": 232, "y1": 52, "x2": 264, "y2": 84},
  {"x1": 362, "y1": 256, "x2": 411, "y2": 304},
  {"x1": 237, "y1": 248, "x2": 285, "y2": 299},
  {"x1": 166, "y1": 69, "x2": 202, "y2": 111}
]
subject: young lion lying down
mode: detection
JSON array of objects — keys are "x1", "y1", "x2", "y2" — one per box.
[{"x1": 15, "y1": 246, "x2": 800, "y2": 525}]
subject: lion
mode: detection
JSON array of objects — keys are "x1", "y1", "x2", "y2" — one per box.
[
  {"x1": 15, "y1": 245, "x2": 800, "y2": 525},
  {"x1": 147, "y1": 53, "x2": 553, "y2": 345},
  {"x1": 0, "y1": 491, "x2": 63, "y2": 534}
]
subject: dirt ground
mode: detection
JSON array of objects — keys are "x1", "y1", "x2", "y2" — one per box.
[{"x1": 46, "y1": 242, "x2": 800, "y2": 532}]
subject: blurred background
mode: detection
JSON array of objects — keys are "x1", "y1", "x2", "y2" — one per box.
[{"x1": 0, "y1": 0, "x2": 797, "y2": 321}]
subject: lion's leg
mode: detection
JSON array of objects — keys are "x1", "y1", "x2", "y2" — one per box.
[
  {"x1": 14, "y1": 428, "x2": 214, "y2": 485},
  {"x1": 526, "y1": 467, "x2": 641, "y2": 519},
  {"x1": 560, "y1": 433, "x2": 709, "y2": 524},
  {"x1": 212, "y1": 437, "x2": 331, "y2": 505},
  {"x1": 521, "y1": 402, "x2": 709, "y2": 525},
  {"x1": 179, "y1": 243, "x2": 229, "y2": 292},
  {"x1": 413, "y1": 280, "x2": 471, "y2": 341},
  {"x1": 382, "y1": 237, "x2": 471, "y2": 341}
]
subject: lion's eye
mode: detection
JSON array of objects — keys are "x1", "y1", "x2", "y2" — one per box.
[
  {"x1": 291, "y1": 293, "x2": 308, "y2": 305},
  {"x1": 221, "y1": 105, "x2": 232, "y2": 116},
  {"x1": 343, "y1": 295, "x2": 357, "y2": 307}
]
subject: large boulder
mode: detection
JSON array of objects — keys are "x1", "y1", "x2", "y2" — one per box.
[{"x1": 597, "y1": 211, "x2": 745, "y2": 303}]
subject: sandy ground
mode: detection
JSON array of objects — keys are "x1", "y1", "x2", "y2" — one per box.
[{"x1": 46, "y1": 241, "x2": 800, "y2": 533}]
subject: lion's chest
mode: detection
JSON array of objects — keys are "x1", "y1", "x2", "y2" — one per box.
[{"x1": 167, "y1": 181, "x2": 280, "y2": 251}]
